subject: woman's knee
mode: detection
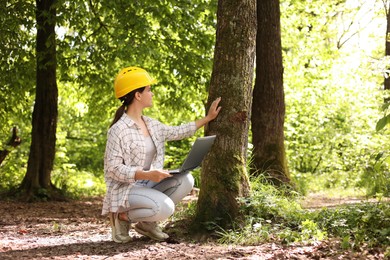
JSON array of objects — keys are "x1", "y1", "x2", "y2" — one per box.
[
  {"x1": 126, "y1": 187, "x2": 175, "y2": 221},
  {"x1": 126, "y1": 194, "x2": 175, "y2": 222},
  {"x1": 142, "y1": 196, "x2": 175, "y2": 222},
  {"x1": 158, "y1": 198, "x2": 175, "y2": 220},
  {"x1": 181, "y1": 173, "x2": 194, "y2": 193}
]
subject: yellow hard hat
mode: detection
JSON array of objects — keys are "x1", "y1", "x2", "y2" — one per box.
[{"x1": 114, "y1": 66, "x2": 157, "y2": 98}]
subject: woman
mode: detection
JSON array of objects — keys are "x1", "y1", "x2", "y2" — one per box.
[{"x1": 102, "y1": 66, "x2": 221, "y2": 243}]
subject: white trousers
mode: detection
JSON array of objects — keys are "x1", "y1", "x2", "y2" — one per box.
[{"x1": 123, "y1": 172, "x2": 194, "y2": 222}]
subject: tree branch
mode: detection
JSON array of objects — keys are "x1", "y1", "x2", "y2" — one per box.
[
  {"x1": 87, "y1": 0, "x2": 113, "y2": 38},
  {"x1": 0, "y1": 126, "x2": 22, "y2": 166}
]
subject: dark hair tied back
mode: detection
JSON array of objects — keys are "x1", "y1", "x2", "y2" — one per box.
[{"x1": 110, "y1": 87, "x2": 146, "y2": 128}]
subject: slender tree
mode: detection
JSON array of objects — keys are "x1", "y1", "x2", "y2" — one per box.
[
  {"x1": 194, "y1": 0, "x2": 256, "y2": 228},
  {"x1": 19, "y1": 0, "x2": 60, "y2": 200},
  {"x1": 251, "y1": 0, "x2": 290, "y2": 186},
  {"x1": 384, "y1": 0, "x2": 390, "y2": 91},
  {"x1": 377, "y1": 0, "x2": 390, "y2": 130}
]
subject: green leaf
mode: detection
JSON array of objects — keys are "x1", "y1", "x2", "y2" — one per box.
[{"x1": 376, "y1": 115, "x2": 390, "y2": 132}]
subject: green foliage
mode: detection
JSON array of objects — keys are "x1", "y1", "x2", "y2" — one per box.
[
  {"x1": 376, "y1": 114, "x2": 390, "y2": 131},
  {"x1": 0, "y1": 1, "x2": 35, "y2": 192},
  {"x1": 0, "y1": 129, "x2": 30, "y2": 192},
  {"x1": 57, "y1": 0, "x2": 216, "y2": 119},
  {"x1": 52, "y1": 165, "x2": 105, "y2": 198},
  {"x1": 314, "y1": 202, "x2": 390, "y2": 248},
  {"x1": 216, "y1": 176, "x2": 390, "y2": 249},
  {"x1": 358, "y1": 151, "x2": 390, "y2": 197},
  {"x1": 171, "y1": 199, "x2": 198, "y2": 223},
  {"x1": 216, "y1": 176, "x2": 326, "y2": 245},
  {"x1": 376, "y1": 91, "x2": 390, "y2": 131},
  {"x1": 385, "y1": 246, "x2": 390, "y2": 258},
  {"x1": 281, "y1": 0, "x2": 390, "y2": 195}
]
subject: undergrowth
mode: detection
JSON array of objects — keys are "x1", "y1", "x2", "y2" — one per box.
[{"x1": 208, "y1": 176, "x2": 390, "y2": 251}]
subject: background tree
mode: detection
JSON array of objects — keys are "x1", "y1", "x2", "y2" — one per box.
[
  {"x1": 251, "y1": 0, "x2": 289, "y2": 186},
  {"x1": 384, "y1": 0, "x2": 390, "y2": 91},
  {"x1": 194, "y1": 0, "x2": 256, "y2": 229},
  {"x1": 376, "y1": 0, "x2": 390, "y2": 131},
  {"x1": 18, "y1": 0, "x2": 59, "y2": 200}
]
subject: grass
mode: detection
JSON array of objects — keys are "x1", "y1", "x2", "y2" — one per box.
[{"x1": 193, "y1": 175, "x2": 390, "y2": 250}]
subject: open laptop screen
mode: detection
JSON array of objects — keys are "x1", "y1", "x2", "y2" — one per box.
[{"x1": 169, "y1": 135, "x2": 216, "y2": 174}]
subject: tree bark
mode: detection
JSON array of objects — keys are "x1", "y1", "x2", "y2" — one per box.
[
  {"x1": 251, "y1": 0, "x2": 290, "y2": 186},
  {"x1": 194, "y1": 0, "x2": 256, "y2": 228},
  {"x1": 19, "y1": 0, "x2": 60, "y2": 201}
]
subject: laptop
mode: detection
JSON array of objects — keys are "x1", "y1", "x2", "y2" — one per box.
[{"x1": 169, "y1": 135, "x2": 216, "y2": 174}]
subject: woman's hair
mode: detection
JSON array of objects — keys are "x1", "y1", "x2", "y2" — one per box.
[{"x1": 110, "y1": 87, "x2": 146, "y2": 127}]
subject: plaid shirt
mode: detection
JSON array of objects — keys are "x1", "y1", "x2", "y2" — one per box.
[{"x1": 102, "y1": 113, "x2": 197, "y2": 215}]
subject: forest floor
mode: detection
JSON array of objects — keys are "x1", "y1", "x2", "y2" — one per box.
[{"x1": 0, "y1": 192, "x2": 387, "y2": 260}]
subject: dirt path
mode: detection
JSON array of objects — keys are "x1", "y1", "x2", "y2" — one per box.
[
  {"x1": 0, "y1": 196, "x2": 385, "y2": 259},
  {"x1": 299, "y1": 192, "x2": 390, "y2": 209}
]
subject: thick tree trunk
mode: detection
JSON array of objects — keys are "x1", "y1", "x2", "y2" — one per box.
[
  {"x1": 251, "y1": 0, "x2": 290, "y2": 186},
  {"x1": 19, "y1": 0, "x2": 60, "y2": 201},
  {"x1": 194, "y1": 0, "x2": 256, "y2": 228}
]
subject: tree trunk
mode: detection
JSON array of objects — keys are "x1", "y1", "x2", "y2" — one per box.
[
  {"x1": 385, "y1": 2, "x2": 390, "y2": 91},
  {"x1": 194, "y1": 0, "x2": 256, "y2": 229},
  {"x1": 251, "y1": 0, "x2": 290, "y2": 186},
  {"x1": 19, "y1": 0, "x2": 60, "y2": 201}
]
